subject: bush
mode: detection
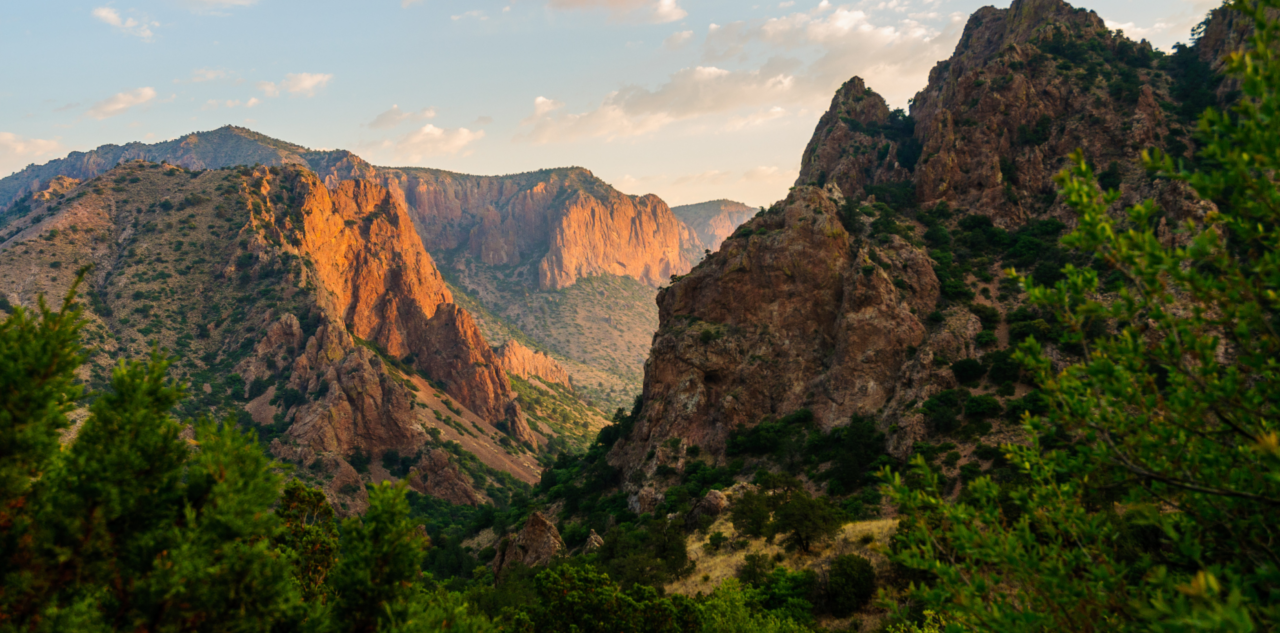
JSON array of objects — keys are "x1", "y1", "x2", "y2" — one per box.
[
  {"x1": 730, "y1": 489, "x2": 774, "y2": 538},
  {"x1": 247, "y1": 376, "x2": 273, "y2": 400},
  {"x1": 738, "y1": 553, "x2": 776, "y2": 586},
  {"x1": 827, "y1": 554, "x2": 877, "y2": 616},
  {"x1": 708, "y1": 531, "x2": 729, "y2": 551},
  {"x1": 968, "y1": 303, "x2": 1001, "y2": 329},
  {"x1": 951, "y1": 358, "x2": 987, "y2": 384},
  {"x1": 348, "y1": 447, "x2": 371, "y2": 474},
  {"x1": 773, "y1": 490, "x2": 843, "y2": 553},
  {"x1": 965, "y1": 394, "x2": 1002, "y2": 419}
]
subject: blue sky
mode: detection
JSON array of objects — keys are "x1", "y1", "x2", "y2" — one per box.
[{"x1": 1, "y1": 0, "x2": 1219, "y2": 207}]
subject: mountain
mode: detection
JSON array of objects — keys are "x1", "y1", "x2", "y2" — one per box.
[
  {"x1": 0, "y1": 160, "x2": 602, "y2": 513},
  {"x1": 670, "y1": 199, "x2": 758, "y2": 255},
  {"x1": 0, "y1": 132, "x2": 694, "y2": 292},
  {"x1": 0, "y1": 129, "x2": 714, "y2": 414},
  {"x1": 608, "y1": 0, "x2": 1238, "y2": 510}
]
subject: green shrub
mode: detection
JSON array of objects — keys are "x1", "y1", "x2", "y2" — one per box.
[
  {"x1": 951, "y1": 358, "x2": 987, "y2": 384},
  {"x1": 826, "y1": 554, "x2": 877, "y2": 617},
  {"x1": 965, "y1": 394, "x2": 1002, "y2": 419}
]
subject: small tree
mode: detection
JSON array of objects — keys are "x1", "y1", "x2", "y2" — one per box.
[
  {"x1": 826, "y1": 554, "x2": 876, "y2": 617},
  {"x1": 772, "y1": 490, "x2": 843, "y2": 553}
]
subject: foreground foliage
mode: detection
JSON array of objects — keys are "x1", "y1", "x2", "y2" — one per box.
[
  {"x1": 0, "y1": 278, "x2": 815, "y2": 633},
  {"x1": 886, "y1": 1, "x2": 1280, "y2": 630}
]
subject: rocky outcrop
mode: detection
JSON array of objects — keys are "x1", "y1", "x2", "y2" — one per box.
[
  {"x1": 584, "y1": 529, "x2": 605, "y2": 553},
  {"x1": 610, "y1": 185, "x2": 938, "y2": 483},
  {"x1": 685, "y1": 489, "x2": 729, "y2": 529},
  {"x1": 30, "y1": 176, "x2": 80, "y2": 202},
  {"x1": 795, "y1": 77, "x2": 912, "y2": 201},
  {"x1": 491, "y1": 512, "x2": 565, "y2": 578},
  {"x1": 409, "y1": 448, "x2": 481, "y2": 506},
  {"x1": 797, "y1": 0, "x2": 1211, "y2": 228},
  {"x1": 671, "y1": 199, "x2": 757, "y2": 255},
  {"x1": 494, "y1": 339, "x2": 572, "y2": 388}
]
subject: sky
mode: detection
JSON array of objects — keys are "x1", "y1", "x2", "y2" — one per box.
[{"x1": 1, "y1": 0, "x2": 1220, "y2": 208}]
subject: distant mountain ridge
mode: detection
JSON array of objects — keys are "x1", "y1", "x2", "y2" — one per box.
[
  {"x1": 0, "y1": 127, "x2": 694, "y2": 291},
  {"x1": 0, "y1": 128, "x2": 756, "y2": 412},
  {"x1": 671, "y1": 199, "x2": 758, "y2": 255}
]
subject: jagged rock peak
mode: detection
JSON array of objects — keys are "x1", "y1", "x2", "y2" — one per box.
[{"x1": 492, "y1": 512, "x2": 565, "y2": 578}]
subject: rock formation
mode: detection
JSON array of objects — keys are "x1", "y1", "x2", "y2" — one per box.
[
  {"x1": 359, "y1": 166, "x2": 691, "y2": 290},
  {"x1": 611, "y1": 0, "x2": 1237, "y2": 507},
  {"x1": 494, "y1": 339, "x2": 573, "y2": 389},
  {"x1": 491, "y1": 511, "x2": 565, "y2": 578},
  {"x1": 671, "y1": 199, "x2": 757, "y2": 255},
  {"x1": 256, "y1": 169, "x2": 524, "y2": 432},
  {"x1": 610, "y1": 186, "x2": 940, "y2": 492}
]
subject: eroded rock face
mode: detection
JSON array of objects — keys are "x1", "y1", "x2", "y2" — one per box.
[
  {"x1": 491, "y1": 511, "x2": 565, "y2": 578},
  {"x1": 671, "y1": 199, "x2": 758, "y2": 256},
  {"x1": 494, "y1": 339, "x2": 572, "y2": 388},
  {"x1": 610, "y1": 186, "x2": 938, "y2": 484},
  {"x1": 798, "y1": 0, "x2": 1210, "y2": 229},
  {"x1": 313, "y1": 163, "x2": 692, "y2": 291},
  {"x1": 287, "y1": 176, "x2": 519, "y2": 427},
  {"x1": 584, "y1": 529, "x2": 605, "y2": 553},
  {"x1": 795, "y1": 77, "x2": 911, "y2": 200},
  {"x1": 409, "y1": 448, "x2": 481, "y2": 506}
]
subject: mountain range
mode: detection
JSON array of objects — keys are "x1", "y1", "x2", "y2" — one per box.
[{"x1": 0, "y1": 125, "x2": 760, "y2": 512}]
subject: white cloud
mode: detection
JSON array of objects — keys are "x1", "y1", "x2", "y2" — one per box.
[
  {"x1": 86, "y1": 87, "x2": 156, "y2": 119},
  {"x1": 402, "y1": 0, "x2": 424, "y2": 6},
  {"x1": 546, "y1": 0, "x2": 687, "y2": 24},
  {"x1": 517, "y1": 64, "x2": 798, "y2": 143},
  {"x1": 452, "y1": 10, "x2": 487, "y2": 20},
  {"x1": 368, "y1": 105, "x2": 437, "y2": 129},
  {"x1": 673, "y1": 170, "x2": 732, "y2": 186},
  {"x1": 281, "y1": 73, "x2": 332, "y2": 96},
  {"x1": 744, "y1": 166, "x2": 787, "y2": 181},
  {"x1": 663, "y1": 30, "x2": 693, "y2": 49},
  {"x1": 203, "y1": 98, "x2": 259, "y2": 110},
  {"x1": 184, "y1": 0, "x2": 256, "y2": 12},
  {"x1": 92, "y1": 7, "x2": 158, "y2": 40},
  {"x1": 723, "y1": 106, "x2": 787, "y2": 131},
  {"x1": 258, "y1": 73, "x2": 332, "y2": 98},
  {"x1": 0, "y1": 133, "x2": 64, "y2": 176},
  {"x1": 516, "y1": 5, "x2": 960, "y2": 143},
  {"x1": 184, "y1": 68, "x2": 227, "y2": 83},
  {"x1": 383, "y1": 124, "x2": 485, "y2": 162}
]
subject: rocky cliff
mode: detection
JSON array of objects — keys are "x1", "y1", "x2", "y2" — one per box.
[
  {"x1": 371, "y1": 166, "x2": 691, "y2": 291},
  {"x1": 671, "y1": 199, "x2": 757, "y2": 255},
  {"x1": 612, "y1": 0, "x2": 1234, "y2": 508},
  {"x1": 494, "y1": 339, "x2": 573, "y2": 389}
]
